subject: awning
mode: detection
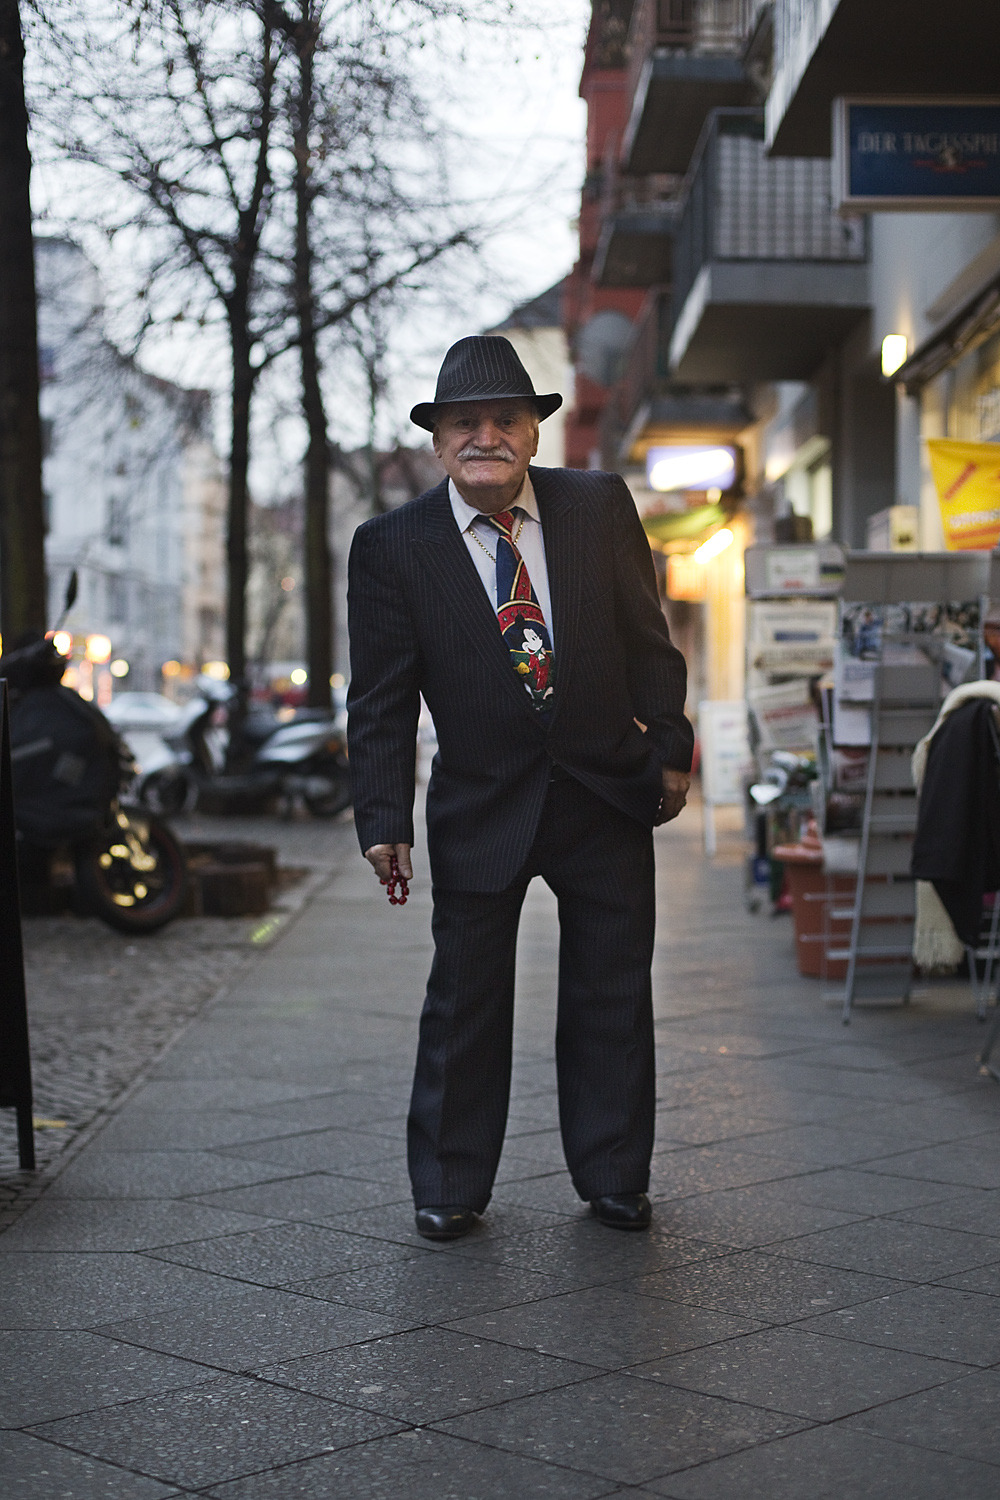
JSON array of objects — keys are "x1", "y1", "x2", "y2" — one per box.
[
  {"x1": 896, "y1": 278, "x2": 1000, "y2": 395},
  {"x1": 642, "y1": 502, "x2": 726, "y2": 549}
]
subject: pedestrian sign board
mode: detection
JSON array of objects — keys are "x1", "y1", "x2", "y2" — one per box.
[
  {"x1": 834, "y1": 98, "x2": 1000, "y2": 213},
  {"x1": 699, "y1": 700, "x2": 752, "y2": 805}
]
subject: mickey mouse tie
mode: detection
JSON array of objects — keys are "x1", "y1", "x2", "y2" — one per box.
[{"x1": 484, "y1": 509, "x2": 555, "y2": 714}]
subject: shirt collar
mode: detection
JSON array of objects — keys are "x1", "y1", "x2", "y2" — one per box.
[{"x1": 448, "y1": 473, "x2": 539, "y2": 533}]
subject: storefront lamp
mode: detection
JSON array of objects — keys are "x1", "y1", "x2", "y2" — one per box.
[
  {"x1": 290, "y1": 667, "x2": 308, "y2": 685},
  {"x1": 693, "y1": 527, "x2": 734, "y2": 564},
  {"x1": 647, "y1": 445, "x2": 737, "y2": 493},
  {"x1": 201, "y1": 660, "x2": 230, "y2": 681},
  {"x1": 85, "y1": 634, "x2": 113, "y2": 664},
  {"x1": 51, "y1": 631, "x2": 72, "y2": 657},
  {"x1": 109, "y1": 658, "x2": 129, "y2": 678},
  {"x1": 881, "y1": 334, "x2": 908, "y2": 378},
  {"x1": 161, "y1": 659, "x2": 182, "y2": 679}
]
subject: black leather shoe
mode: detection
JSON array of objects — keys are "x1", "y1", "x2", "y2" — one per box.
[
  {"x1": 590, "y1": 1193, "x2": 652, "y2": 1230},
  {"x1": 414, "y1": 1205, "x2": 477, "y2": 1240}
]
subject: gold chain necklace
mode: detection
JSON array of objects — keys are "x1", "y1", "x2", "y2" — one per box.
[{"x1": 468, "y1": 510, "x2": 525, "y2": 558}]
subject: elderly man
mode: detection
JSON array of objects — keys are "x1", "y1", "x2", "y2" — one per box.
[{"x1": 347, "y1": 335, "x2": 692, "y2": 1240}]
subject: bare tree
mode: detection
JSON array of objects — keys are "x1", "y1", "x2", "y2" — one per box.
[
  {"x1": 0, "y1": 0, "x2": 46, "y2": 640},
  {"x1": 35, "y1": 0, "x2": 285, "y2": 702},
  {"x1": 271, "y1": 0, "x2": 476, "y2": 707}
]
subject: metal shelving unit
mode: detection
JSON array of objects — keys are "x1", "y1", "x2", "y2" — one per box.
[{"x1": 825, "y1": 553, "x2": 999, "y2": 1024}]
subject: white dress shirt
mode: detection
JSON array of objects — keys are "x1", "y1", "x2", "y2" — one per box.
[{"x1": 448, "y1": 475, "x2": 555, "y2": 648}]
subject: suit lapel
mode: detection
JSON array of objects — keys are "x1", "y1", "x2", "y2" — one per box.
[{"x1": 413, "y1": 481, "x2": 537, "y2": 717}]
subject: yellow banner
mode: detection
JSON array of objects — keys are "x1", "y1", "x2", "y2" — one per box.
[{"x1": 927, "y1": 437, "x2": 1000, "y2": 550}]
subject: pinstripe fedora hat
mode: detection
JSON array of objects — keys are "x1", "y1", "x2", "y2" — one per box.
[{"x1": 410, "y1": 335, "x2": 563, "y2": 432}]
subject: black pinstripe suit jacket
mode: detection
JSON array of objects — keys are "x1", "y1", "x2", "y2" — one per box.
[{"x1": 346, "y1": 466, "x2": 693, "y2": 892}]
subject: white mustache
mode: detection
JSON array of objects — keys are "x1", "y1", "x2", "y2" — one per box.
[{"x1": 458, "y1": 446, "x2": 513, "y2": 462}]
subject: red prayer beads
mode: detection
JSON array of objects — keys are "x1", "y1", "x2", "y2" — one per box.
[{"x1": 383, "y1": 855, "x2": 409, "y2": 906}]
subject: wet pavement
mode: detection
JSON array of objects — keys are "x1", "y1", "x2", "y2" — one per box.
[{"x1": 2, "y1": 801, "x2": 1000, "y2": 1496}]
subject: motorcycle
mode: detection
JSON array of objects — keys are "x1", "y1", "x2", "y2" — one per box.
[
  {"x1": 1, "y1": 625, "x2": 187, "y2": 935},
  {"x1": 139, "y1": 678, "x2": 352, "y2": 819}
]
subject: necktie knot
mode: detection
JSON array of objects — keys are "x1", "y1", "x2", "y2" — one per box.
[{"x1": 485, "y1": 508, "x2": 518, "y2": 540}]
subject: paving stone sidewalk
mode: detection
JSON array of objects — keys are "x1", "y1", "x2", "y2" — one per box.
[
  {"x1": 2, "y1": 802, "x2": 1000, "y2": 1497},
  {"x1": 0, "y1": 813, "x2": 357, "y2": 1218}
]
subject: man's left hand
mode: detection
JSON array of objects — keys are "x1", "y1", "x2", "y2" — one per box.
[{"x1": 655, "y1": 767, "x2": 690, "y2": 826}]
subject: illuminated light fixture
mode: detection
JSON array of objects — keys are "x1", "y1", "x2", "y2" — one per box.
[
  {"x1": 85, "y1": 633, "x2": 113, "y2": 664},
  {"x1": 647, "y1": 445, "x2": 737, "y2": 494},
  {"x1": 693, "y1": 527, "x2": 734, "y2": 564},
  {"x1": 161, "y1": 659, "x2": 182, "y2": 679},
  {"x1": 290, "y1": 667, "x2": 308, "y2": 686},
  {"x1": 666, "y1": 553, "x2": 708, "y2": 602},
  {"x1": 881, "y1": 334, "x2": 908, "y2": 377},
  {"x1": 330, "y1": 672, "x2": 345, "y2": 688},
  {"x1": 281, "y1": 576, "x2": 296, "y2": 592},
  {"x1": 109, "y1": 658, "x2": 130, "y2": 678},
  {"x1": 201, "y1": 660, "x2": 230, "y2": 681},
  {"x1": 51, "y1": 631, "x2": 72, "y2": 657}
]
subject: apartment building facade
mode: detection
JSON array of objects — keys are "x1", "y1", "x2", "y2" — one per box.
[{"x1": 566, "y1": 0, "x2": 1000, "y2": 705}]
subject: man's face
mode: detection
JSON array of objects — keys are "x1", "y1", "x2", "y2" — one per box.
[{"x1": 432, "y1": 398, "x2": 539, "y2": 508}]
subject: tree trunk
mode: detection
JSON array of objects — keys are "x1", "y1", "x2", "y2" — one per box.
[
  {"x1": 0, "y1": 0, "x2": 47, "y2": 641},
  {"x1": 292, "y1": 4, "x2": 333, "y2": 711}
]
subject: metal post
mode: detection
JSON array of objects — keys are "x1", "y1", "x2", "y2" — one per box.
[{"x1": 0, "y1": 678, "x2": 35, "y2": 1169}]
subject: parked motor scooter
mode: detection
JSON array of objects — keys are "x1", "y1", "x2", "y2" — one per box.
[
  {"x1": 140, "y1": 678, "x2": 351, "y2": 819},
  {"x1": 0, "y1": 613, "x2": 187, "y2": 934}
]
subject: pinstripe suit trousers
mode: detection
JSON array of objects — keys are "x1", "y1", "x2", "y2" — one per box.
[{"x1": 407, "y1": 771, "x2": 656, "y2": 1211}]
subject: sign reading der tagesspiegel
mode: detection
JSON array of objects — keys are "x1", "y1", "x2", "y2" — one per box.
[{"x1": 834, "y1": 99, "x2": 1000, "y2": 212}]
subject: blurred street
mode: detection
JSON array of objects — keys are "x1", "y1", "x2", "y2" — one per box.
[{"x1": 3, "y1": 801, "x2": 1000, "y2": 1496}]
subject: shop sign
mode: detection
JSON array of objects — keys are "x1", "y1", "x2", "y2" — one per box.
[
  {"x1": 834, "y1": 99, "x2": 1000, "y2": 212},
  {"x1": 926, "y1": 437, "x2": 1000, "y2": 550},
  {"x1": 744, "y1": 543, "x2": 845, "y2": 598}
]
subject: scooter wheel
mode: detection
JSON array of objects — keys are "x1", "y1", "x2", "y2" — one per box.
[
  {"x1": 303, "y1": 772, "x2": 352, "y2": 819},
  {"x1": 75, "y1": 813, "x2": 187, "y2": 933},
  {"x1": 138, "y1": 768, "x2": 193, "y2": 818}
]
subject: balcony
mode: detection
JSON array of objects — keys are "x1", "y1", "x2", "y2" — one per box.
[
  {"x1": 593, "y1": 206, "x2": 675, "y2": 287},
  {"x1": 768, "y1": 0, "x2": 1000, "y2": 156},
  {"x1": 604, "y1": 290, "x2": 752, "y2": 466},
  {"x1": 622, "y1": 0, "x2": 757, "y2": 174},
  {"x1": 592, "y1": 151, "x2": 680, "y2": 289},
  {"x1": 668, "y1": 108, "x2": 868, "y2": 383}
]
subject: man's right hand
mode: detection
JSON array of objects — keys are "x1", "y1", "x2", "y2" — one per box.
[{"x1": 365, "y1": 843, "x2": 413, "y2": 884}]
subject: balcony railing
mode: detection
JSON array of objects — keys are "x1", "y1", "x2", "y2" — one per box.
[
  {"x1": 625, "y1": 0, "x2": 774, "y2": 104},
  {"x1": 619, "y1": 291, "x2": 673, "y2": 430},
  {"x1": 671, "y1": 107, "x2": 865, "y2": 326}
]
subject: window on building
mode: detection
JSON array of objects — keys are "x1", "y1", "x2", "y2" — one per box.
[
  {"x1": 108, "y1": 574, "x2": 128, "y2": 624},
  {"x1": 106, "y1": 494, "x2": 128, "y2": 548}
]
